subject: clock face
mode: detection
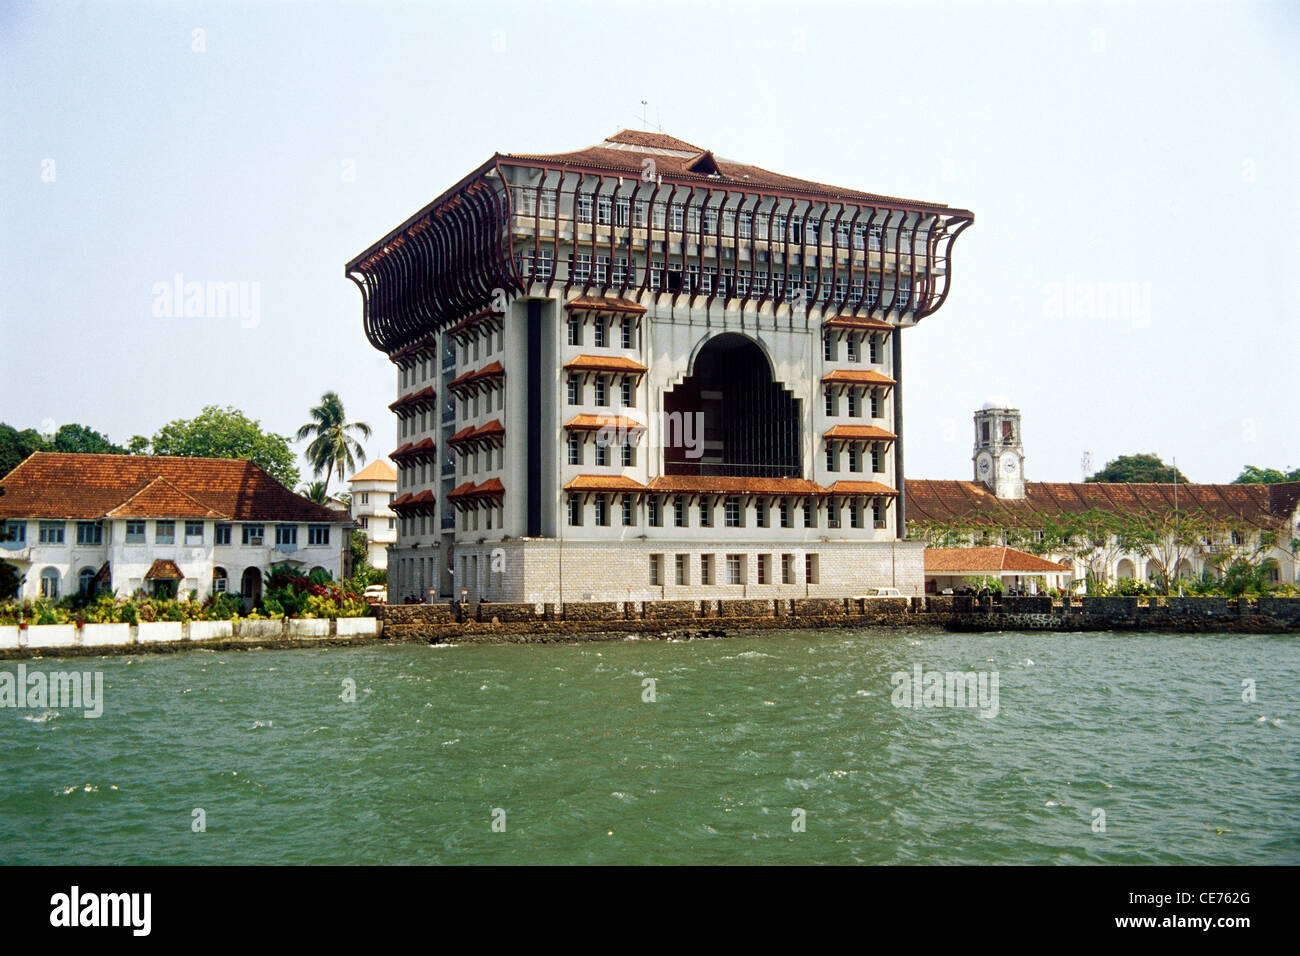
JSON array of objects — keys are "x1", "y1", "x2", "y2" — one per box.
[
  {"x1": 1001, "y1": 454, "x2": 1019, "y2": 474},
  {"x1": 977, "y1": 454, "x2": 992, "y2": 478}
]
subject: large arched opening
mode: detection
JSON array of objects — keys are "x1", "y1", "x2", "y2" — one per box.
[{"x1": 663, "y1": 333, "x2": 801, "y2": 477}]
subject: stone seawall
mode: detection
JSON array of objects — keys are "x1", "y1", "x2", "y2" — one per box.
[
  {"x1": 5, "y1": 596, "x2": 1293, "y2": 659},
  {"x1": 948, "y1": 596, "x2": 1300, "y2": 633},
  {"x1": 378, "y1": 596, "x2": 948, "y2": 643}
]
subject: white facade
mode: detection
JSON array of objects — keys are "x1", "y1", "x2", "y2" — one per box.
[
  {"x1": 1, "y1": 516, "x2": 346, "y2": 604},
  {"x1": 386, "y1": 294, "x2": 921, "y2": 604},
  {"x1": 347, "y1": 461, "x2": 397, "y2": 570}
]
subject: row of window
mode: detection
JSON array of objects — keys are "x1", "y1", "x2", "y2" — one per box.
[
  {"x1": 460, "y1": 445, "x2": 505, "y2": 480},
  {"x1": 1, "y1": 520, "x2": 331, "y2": 547},
  {"x1": 555, "y1": 255, "x2": 913, "y2": 305},
  {"x1": 826, "y1": 445, "x2": 887, "y2": 474},
  {"x1": 825, "y1": 388, "x2": 885, "y2": 419},
  {"x1": 512, "y1": 187, "x2": 913, "y2": 249},
  {"x1": 648, "y1": 552, "x2": 821, "y2": 587},
  {"x1": 824, "y1": 332, "x2": 883, "y2": 364},
  {"x1": 568, "y1": 374, "x2": 637, "y2": 408},
  {"x1": 458, "y1": 326, "x2": 506, "y2": 367},
  {"x1": 567, "y1": 434, "x2": 636, "y2": 467},
  {"x1": 567, "y1": 495, "x2": 888, "y2": 529},
  {"x1": 29, "y1": 564, "x2": 325, "y2": 602},
  {"x1": 566, "y1": 313, "x2": 637, "y2": 349}
]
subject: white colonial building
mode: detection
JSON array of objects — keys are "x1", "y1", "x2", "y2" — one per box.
[
  {"x1": 907, "y1": 404, "x2": 1300, "y2": 591},
  {"x1": 347, "y1": 130, "x2": 974, "y2": 603},
  {"x1": 0, "y1": 453, "x2": 353, "y2": 606},
  {"x1": 347, "y1": 459, "x2": 397, "y2": 569}
]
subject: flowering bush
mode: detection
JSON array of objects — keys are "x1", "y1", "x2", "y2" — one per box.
[{"x1": 0, "y1": 574, "x2": 374, "y2": 625}]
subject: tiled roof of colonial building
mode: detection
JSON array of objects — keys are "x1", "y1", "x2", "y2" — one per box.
[
  {"x1": 508, "y1": 130, "x2": 953, "y2": 210},
  {"x1": 0, "y1": 453, "x2": 348, "y2": 523},
  {"x1": 905, "y1": 480, "x2": 1300, "y2": 526},
  {"x1": 924, "y1": 547, "x2": 1069, "y2": 574},
  {"x1": 347, "y1": 460, "x2": 397, "y2": 483}
]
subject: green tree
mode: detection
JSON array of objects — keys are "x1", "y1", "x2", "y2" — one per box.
[
  {"x1": 52, "y1": 423, "x2": 126, "y2": 455},
  {"x1": 299, "y1": 480, "x2": 330, "y2": 504},
  {"x1": 1087, "y1": 453, "x2": 1189, "y2": 484},
  {"x1": 1232, "y1": 465, "x2": 1300, "y2": 484},
  {"x1": 138, "y1": 406, "x2": 300, "y2": 488},
  {"x1": 0, "y1": 424, "x2": 46, "y2": 477},
  {"x1": 296, "y1": 391, "x2": 372, "y2": 491}
]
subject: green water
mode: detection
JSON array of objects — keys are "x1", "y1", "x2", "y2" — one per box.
[{"x1": 1, "y1": 630, "x2": 1296, "y2": 865}]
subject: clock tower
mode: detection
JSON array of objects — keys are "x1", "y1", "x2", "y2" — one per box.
[{"x1": 973, "y1": 399, "x2": 1025, "y2": 499}]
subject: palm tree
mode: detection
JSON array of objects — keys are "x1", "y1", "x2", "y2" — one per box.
[
  {"x1": 299, "y1": 480, "x2": 330, "y2": 504},
  {"x1": 296, "y1": 392, "x2": 372, "y2": 491}
]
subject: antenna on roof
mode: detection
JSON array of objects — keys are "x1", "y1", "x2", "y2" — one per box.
[
  {"x1": 1081, "y1": 450, "x2": 1093, "y2": 482},
  {"x1": 640, "y1": 100, "x2": 648, "y2": 128}
]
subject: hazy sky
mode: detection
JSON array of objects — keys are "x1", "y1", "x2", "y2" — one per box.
[{"x1": 2, "y1": 0, "x2": 1296, "y2": 488}]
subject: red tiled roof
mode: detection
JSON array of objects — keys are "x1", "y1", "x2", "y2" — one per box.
[
  {"x1": 447, "y1": 420, "x2": 505, "y2": 446},
  {"x1": 564, "y1": 415, "x2": 646, "y2": 432},
  {"x1": 508, "y1": 133, "x2": 960, "y2": 211},
  {"x1": 391, "y1": 490, "x2": 435, "y2": 511},
  {"x1": 445, "y1": 308, "x2": 502, "y2": 338},
  {"x1": 904, "y1": 479, "x2": 1297, "y2": 526},
  {"x1": 605, "y1": 129, "x2": 706, "y2": 152},
  {"x1": 564, "y1": 295, "x2": 647, "y2": 315},
  {"x1": 821, "y1": 370, "x2": 896, "y2": 387},
  {"x1": 0, "y1": 453, "x2": 348, "y2": 523},
  {"x1": 824, "y1": 425, "x2": 897, "y2": 441},
  {"x1": 563, "y1": 355, "x2": 649, "y2": 374},
  {"x1": 924, "y1": 547, "x2": 1069, "y2": 574},
  {"x1": 564, "y1": 475, "x2": 648, "y2": 493},
  {"x1": 447, "y1": 361, "x2": 505, "y2": 392},
  {"x1": 388, "y1": 385, "x2": 436, "y2": 413},
  {"x1": 348, "y1": 460, "x2": 397, "y2": 483},
  {"x1": 822, "y1": 315, "x2": 895, "y2": 333},
  {"x1": 144, "y1": 558, "x2": 184, "y2": 580},
  {"x1": 645, "y1": 476, "x2": 825, "y2": 496},
  {"x1": 104, "y1": 475, "x2": 226, "y2": 519},
  {"x1": 391, "y1": 438, "x2": 436, "y2": 460},
  {"x1": 447, "y1": 479, "x2": 504, "y2": 501},
  {"x1": 824, "y1": 481, "x2": 898, "y2": 497}
]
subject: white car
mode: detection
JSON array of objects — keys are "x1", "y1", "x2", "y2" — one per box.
[
  {"x1": 363, "y1": 585, "x2": 387, "y2": 604},
  {"x1": 858, "y1": 587, "x2": 903, "y2": 598}
]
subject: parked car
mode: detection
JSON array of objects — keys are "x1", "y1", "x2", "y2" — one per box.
[
  {"x1": 363, "y1": 585, "x2": 387, "y2": 605},
  {"x1": 858, "y1": 587, "x2": 903, "y2": 598}
]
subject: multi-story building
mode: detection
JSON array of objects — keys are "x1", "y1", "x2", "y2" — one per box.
[
  {"x1": 907, "y1": 404, "x2": 1300, "y2": 590},
  {"x1": 346, "y1": 130, "x2": 974, "y2": 603},
  {"x1": 347, "y1": 459, "x2": 397, "y2": 569},
  {"x1": 0, "y1": 453, "x2": 352, "y2": 606}
]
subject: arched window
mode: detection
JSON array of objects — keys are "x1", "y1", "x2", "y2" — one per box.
[
  {"x1": 78, "y1": 567, "x2": 97, "y2": 595},
  {"x1": 212, "y1": 567, "x2": 229, "y2": 594},
  {"x1": 40, "y1": 567, "x2": 60, "y2": 599},
  {"x1": 664, "y1": 333, "x2": 800, "y2": 478},
  {"x1": 240, "y1": 567, "x2": 262, "y2": 604}
]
